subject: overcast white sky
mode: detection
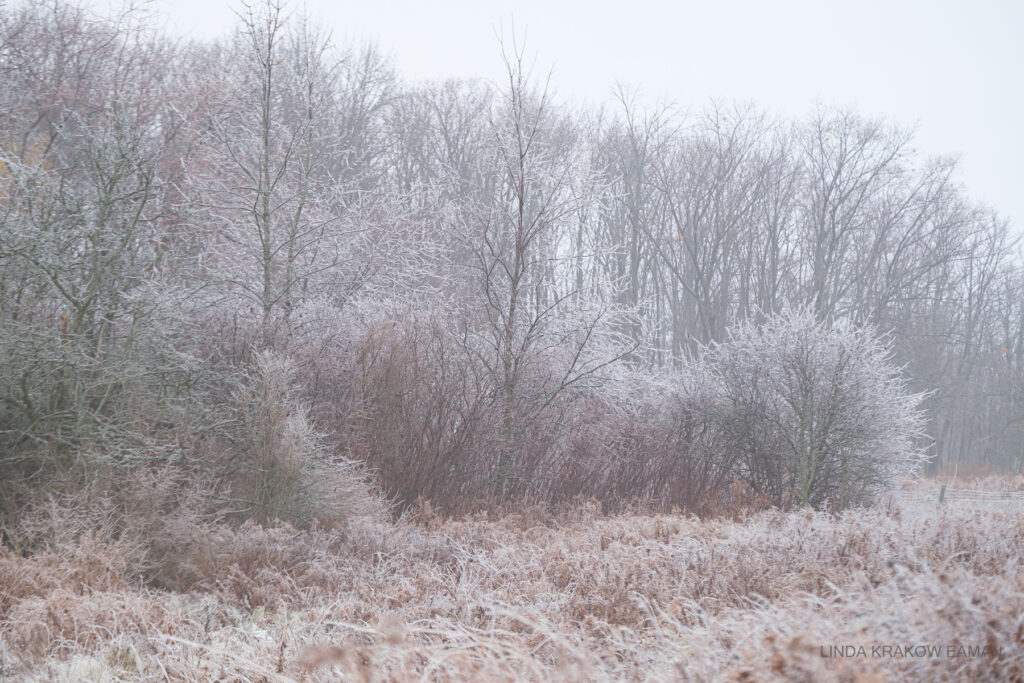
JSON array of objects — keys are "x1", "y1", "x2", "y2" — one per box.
[{"x1": 106, "y1": 0, "x2": 1023, "y2": 232}]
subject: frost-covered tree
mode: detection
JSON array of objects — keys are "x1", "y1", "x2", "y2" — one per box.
[
  {"x1": 199, "y1": 0, "x2": 346, "y2": 326},
  {"x1": 705, "y1": 308, "x2": 928, "y2": 510},
  {"x1": 0, "y1": 3, "x2": 202, "y2": 503},
  {"x1": 468, "y1": 37, "x2": 634, "y2": 495}
]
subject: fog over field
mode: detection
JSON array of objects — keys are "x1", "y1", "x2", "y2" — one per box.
[{"x1": 1, "y1": 1, "x2": 1022, "y2": 680}]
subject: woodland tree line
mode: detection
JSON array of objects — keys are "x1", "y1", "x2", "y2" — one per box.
[{"x1": 1, "y1": 1, "x2": 1021, "y2": 523}]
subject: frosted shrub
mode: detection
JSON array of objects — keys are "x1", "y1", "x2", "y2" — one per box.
[
  {"x1": 705, "y1": 308, "x2": 928, "y2": 510},
  {"x1": 232, "y1": 350, "x2": 382, "y2": 528}
]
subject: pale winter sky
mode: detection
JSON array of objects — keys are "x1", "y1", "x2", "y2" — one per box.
[{"x1": 104, "y1": 0, "x2": 1023, "y2": 233}]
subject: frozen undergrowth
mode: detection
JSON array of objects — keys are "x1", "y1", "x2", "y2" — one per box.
[{"x1": 2, "y1": 494, "x2": 1022, "y2": 681}]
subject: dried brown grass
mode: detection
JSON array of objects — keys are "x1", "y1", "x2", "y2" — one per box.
[{"x1": 2, "y1": 481, "x2": 1022, "y2": 681}]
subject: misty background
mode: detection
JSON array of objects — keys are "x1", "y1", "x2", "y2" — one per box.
[{"x1": 110, "y1": 0, "x2": 1024, "y2": 235}]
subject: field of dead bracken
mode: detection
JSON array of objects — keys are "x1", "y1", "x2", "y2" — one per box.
[{"x1": 2, "y1": 477, "x2": 1022, "y2": 682}]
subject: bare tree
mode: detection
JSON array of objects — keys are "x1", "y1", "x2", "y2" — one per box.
[
  {"x1": 201, "y1": 0, "x2": 346, "y2": 329},
  {"x1": 470, "y1": 37, "x2": 632, "y2": 494}
]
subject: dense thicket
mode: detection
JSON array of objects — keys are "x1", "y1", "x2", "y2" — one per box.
[{"x1": 1, "y1": 1, "x2": 1020, "y2": 521}]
